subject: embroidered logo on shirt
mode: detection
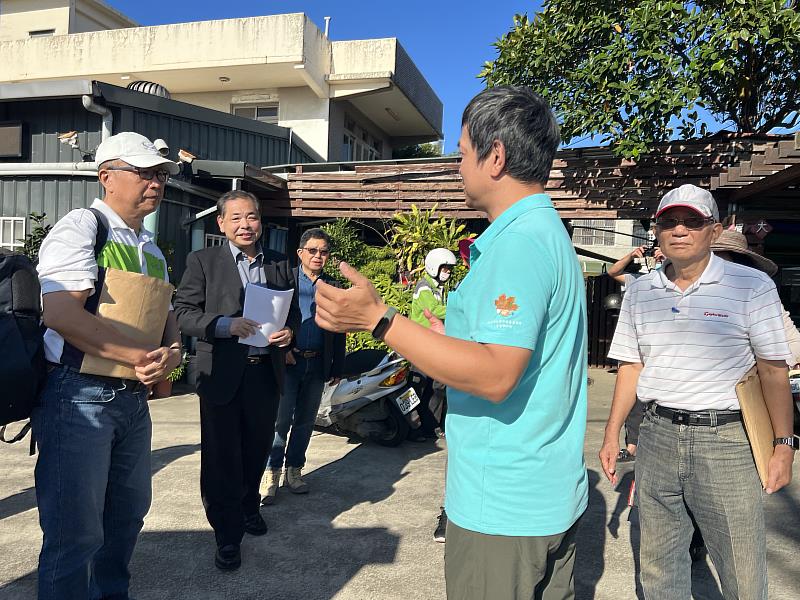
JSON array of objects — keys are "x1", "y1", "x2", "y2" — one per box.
[
  {"x1": 494, "y1": 294, "x2": 519, "y2": 317},
  {"x1": 704, "y1": 311, "x2": 729, "y2": 318}
]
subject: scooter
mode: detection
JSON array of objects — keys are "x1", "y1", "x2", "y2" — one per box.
[{"x1": 316, "y1": 349, "x2": 423, "y2": 447}]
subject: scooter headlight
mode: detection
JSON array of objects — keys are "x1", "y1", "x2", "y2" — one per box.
[{"x1": 380, "y1": 365, "x2": 409, "y2": 387}]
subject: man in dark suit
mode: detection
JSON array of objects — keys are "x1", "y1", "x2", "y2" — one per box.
[
  {"x1": 174, "y1": 190, "x2": 299, "y2": 571},
  {"x1": 262, "y1": 228, "x2": 345, "y2": 504}
]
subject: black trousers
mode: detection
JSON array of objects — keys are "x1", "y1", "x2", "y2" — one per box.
[{"x1": 199, "y1": 362, "x2": 279, "y2": 547}]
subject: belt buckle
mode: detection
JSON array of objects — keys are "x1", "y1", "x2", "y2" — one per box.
[{"x1": 672, "y1": 411, "x2": 689, "y2": 425}]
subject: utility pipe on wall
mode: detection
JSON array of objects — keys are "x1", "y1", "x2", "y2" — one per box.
[{"x1": 81, "y1": 95, "x2": 113, "y2": 142}]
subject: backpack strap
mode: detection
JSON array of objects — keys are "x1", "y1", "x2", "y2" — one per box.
[
  {"x1": 0, "y1": 422, "x2": 31, "y2": 444},
  {"x1": 88, "y1": 207, "x2": 109, "y2": 260}
]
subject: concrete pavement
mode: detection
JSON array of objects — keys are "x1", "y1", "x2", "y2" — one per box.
[{"x1": 1, "y1": 368, "x2": 798, "y2": 599}]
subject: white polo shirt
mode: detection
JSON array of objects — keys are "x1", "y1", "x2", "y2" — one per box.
[
  {"x1": 608, "y1": 253, "x2": 791, "y2": 410},
  {"x1": 37, "y1": 198, "x2": 169, "y2": 364}
]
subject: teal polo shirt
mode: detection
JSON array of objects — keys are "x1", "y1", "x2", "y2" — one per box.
[{"x1": 444, "y1": 194, "x2": 588, "y2": 536}]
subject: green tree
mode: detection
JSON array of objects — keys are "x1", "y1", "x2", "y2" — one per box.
[
  {"x1": 392, "y1": 142, "x2": 442, "y2": 159},
  {"x1": 481, "y1": 1, "x2": 800, "y2": 157}
]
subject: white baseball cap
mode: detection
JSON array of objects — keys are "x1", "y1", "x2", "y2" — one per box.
[
  {"x1": 95, "y1": 132, "x2": 180, "y2": 175},
  {"x1": 655, "y1": 184, "x2": 719, "y2": 221}
]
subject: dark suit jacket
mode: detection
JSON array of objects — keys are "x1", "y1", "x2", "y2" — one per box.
[
  {"x1": 293, "y1": 267, "x2": 346, "y2": 381},
  {"x1": 174, "y1": 245, "x2": 301, "y2": 405}
]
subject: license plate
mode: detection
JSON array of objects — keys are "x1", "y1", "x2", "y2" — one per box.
[{"x1": 394, "y1": 387, "x2": 421, "y2": 415}]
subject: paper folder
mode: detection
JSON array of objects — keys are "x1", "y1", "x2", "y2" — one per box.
[
  {"x1": 735, "y1": 366, "x2": 774, "y2": 488},
  {"x1": 80, "y1": 269, "x2": 173, "y2": 380}
]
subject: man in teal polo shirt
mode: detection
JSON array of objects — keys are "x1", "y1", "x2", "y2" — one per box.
[{"x1": 314, "y1": 86, "x2": 588, "y2": 599}]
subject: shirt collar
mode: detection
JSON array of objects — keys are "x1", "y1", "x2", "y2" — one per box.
[
  {"x1": 298, "y1": 268, "x2": 320, "y2": 285},
  {"x1": 228, "y1": 240, "x2": 263, "y2": 263},
  {"x1": 652, "y1": 252, "x2": 725, "y2": 289},
  {"x1": 90, "y1": 198, "x2": 155, "y2": 240},
  {"x1": 471, "y1": 194, "x2": 553, "y2": 263}
]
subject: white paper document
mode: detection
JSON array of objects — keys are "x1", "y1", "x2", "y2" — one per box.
[{"x1": 238, "y1": 284, "x2": 294, "y2": 347}]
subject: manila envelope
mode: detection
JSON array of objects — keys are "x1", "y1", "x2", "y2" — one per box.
[
  {"x1": 80, "y1": 269, "x2": 173, "y2": 380},
  {"x1": 735, "y1": 366, "x2": 774, "y2": 488}
]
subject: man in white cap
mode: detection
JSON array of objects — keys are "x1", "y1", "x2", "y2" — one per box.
[
  {"x1": 33, "y1": 132, "x2": 182, "y2": 599},
  {"x1": 599, "y1": 184, "x2": 796, "y2": 599}
]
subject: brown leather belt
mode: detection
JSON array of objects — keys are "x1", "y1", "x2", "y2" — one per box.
[{"x1": 292, "y1": 348, "x2": 320, "y2": 358}]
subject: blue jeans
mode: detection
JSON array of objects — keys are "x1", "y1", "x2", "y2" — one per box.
[
  {"x1": 267, "y1": 355, "x2": 325, "y2": 469},
  {"x1": 30, "y1": 366, "x2": 152, "y2": 600},
  {"x1": 636, "y1": 406, "x2": 766, "y2": 600}
]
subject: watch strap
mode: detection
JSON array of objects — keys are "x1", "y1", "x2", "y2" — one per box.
[
  {"x1": 371, "y1": 306, "x2": 398, "y2": 341},
  {"x1": 773, "y1": 436, "x2": 799, "y2": 450}
]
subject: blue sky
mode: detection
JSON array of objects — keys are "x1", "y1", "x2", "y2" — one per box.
[{"x1": 108, "y1": 0, "x2": 543, "y2": 153}]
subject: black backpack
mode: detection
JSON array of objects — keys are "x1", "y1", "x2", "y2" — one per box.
[
  {"x1": 0, "y1": 208, "x2": 108, "y2": 445},
  {"x1": 0, "y1": 249, "x2": 47, "y2": 443}
]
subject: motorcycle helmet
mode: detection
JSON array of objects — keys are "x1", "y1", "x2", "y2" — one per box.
[
  {"x1": 603, "y1": 293, "x2": 622, "y2": 311},
  {"x1": 424, "y1": 248, "x2": 457, "y2": 282}
]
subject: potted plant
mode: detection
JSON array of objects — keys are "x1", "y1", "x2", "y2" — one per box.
[{"x1": 151, "y1": 351, "x2": 188, "y2": 399}]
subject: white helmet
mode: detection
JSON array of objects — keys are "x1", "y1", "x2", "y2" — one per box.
[{"x1": 424, "y1": 248, "x2": 457, "y2": 280}]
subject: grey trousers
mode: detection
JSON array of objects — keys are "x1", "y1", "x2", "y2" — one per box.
[
  {"x1": 444, "y1": 517, "x2": 581, "y2": 600},
  {"x1": 637, "y1": 407, "x2": 766, "y2": 599}
]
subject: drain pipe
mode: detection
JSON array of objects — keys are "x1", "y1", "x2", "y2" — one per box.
[{"x1": 82, "y1": 95, "x2": 113, "y2": 142}]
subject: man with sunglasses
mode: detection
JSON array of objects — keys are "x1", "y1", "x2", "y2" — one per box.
[
  {"x1": 600, "y1": 184, "x2": 795, "y2": 599},
  {"x1": 33, "y1": 132, "x2": 181, "y2": 599},
  {"x1": 262, "y1": 228, "x2": 344, "y2": 502}
]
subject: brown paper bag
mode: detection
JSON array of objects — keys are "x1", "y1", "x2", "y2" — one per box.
[
  {"x1": 735, "y1": 366, "x2": 774, "y2": 488},
  {"x1": 80, "y1": 269, "x2": 173, "y2": 380}
]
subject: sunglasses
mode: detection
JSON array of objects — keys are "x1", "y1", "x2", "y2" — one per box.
[
  {"x1": 302, "y1": 247, "x2": 330, "y2": 257},
  {"x1": 655, "y1": 217, "x2": 714, "y2": 230},
  {"x1": 105, "y1": 166, "x2": 170, "y2": 182}
]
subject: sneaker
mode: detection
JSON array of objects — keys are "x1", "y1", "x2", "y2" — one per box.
[
  {"x1": 284, "y1": 466, "x2": 309, "y2": 494},
  {"x1": 617, "y1": 449, "x2": 636, "y2": 463},
  {"x1": 434, "y1": 508, "x2": 447, "y2": 543},
  {"x1": 261, "y1": 468, "x2": 281, "y2": 505}
]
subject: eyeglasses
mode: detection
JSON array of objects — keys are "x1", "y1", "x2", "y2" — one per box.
[
  {"x1": 104, "y1": 166, "x2": 170, "y2": 182},
  {"x1": 655, "y1": 216, "x2": 714, "y2": 230},
  {"x1": 302, "y1": 247, "x2": 330, "y2": 257}
]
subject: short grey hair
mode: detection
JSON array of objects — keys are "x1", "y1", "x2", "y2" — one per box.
[
  {"x1": 298, "y1": 228, "x2": 331, "y2": 250},
  {"x1": 216, "y1": 190, "x2": 259, "y2": 218},
  {"x1": 461, "y1": 86, "x2": 560, "y2": 184}
]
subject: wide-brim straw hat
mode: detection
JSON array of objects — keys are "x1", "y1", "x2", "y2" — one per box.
[{"x1": 711, "y1": 229, "x2": 778, "y2": 277}]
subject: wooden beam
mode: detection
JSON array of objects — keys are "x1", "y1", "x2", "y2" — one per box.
[{"x1": 730, "y1": 162, "x2": 800, "y2": 202}]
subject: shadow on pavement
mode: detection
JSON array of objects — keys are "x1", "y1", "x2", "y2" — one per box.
[
  {"x1": 0, "y1": 443, "x2": 201, "y2": 524},
  {"x1": 0, "y1": 439, "x2": 439, "y2": 600},
  {"x1": 575, "y1": 469, "x2": 607, "y2": 598}
]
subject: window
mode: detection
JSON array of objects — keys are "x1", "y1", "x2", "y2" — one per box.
[
  {"x1": 265, "y1": 224, "x2": 287, "y2": 254},
  {"x1": 571, "y1": 219, "x2": 616, "y2": 246},
  {"x1": 632, "y1": 220, "x2": 652, "y2": 247},
  {"x1": 342, "y1": 134, "x2": 356, "y2": 161},
  {"x1": 204, "y1": 234, "x2": 226, "y2": 248},
  {"x1": 0, "y1": 217, "x2": 25, "y2": 251},
  {"x1": 29, "y1": 29, "x2": 55, "y2": 38},
  {"x1": 232, "y1": 104, "x2": 279, "y2": 124}
]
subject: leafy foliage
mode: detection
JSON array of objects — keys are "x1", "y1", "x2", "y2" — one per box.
[
  {"x1": 481, "y1": 1, "x2": 800, "y2": 157},
  {"x1": 392, "y1": 142, "x2": 442, "y2": 159},
  {"x1": 391, "y1": 204, "x2": 468, "y2": 277},
  {"x1": 20, "y1": 212, "x2": 53, "y2": 264},
  {"x1": 322, "y1": 209, "x2": 471, "y2": 353}
]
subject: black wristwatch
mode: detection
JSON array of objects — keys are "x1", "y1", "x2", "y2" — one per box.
[
  {"x1": 773, "y1": 437, "x2": 799, "y2": 450},
  {"x1": 371, "y1": 306, "x2": 398, "y2": 341}
]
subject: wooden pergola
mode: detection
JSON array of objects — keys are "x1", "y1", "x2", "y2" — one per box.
[{"x1": 259, "y1": 133, "x2": 797, "y2": 220}]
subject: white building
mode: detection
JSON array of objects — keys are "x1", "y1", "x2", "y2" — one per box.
[{"x1": 0, "y1": 1, "x2": 443, "y2": 162}]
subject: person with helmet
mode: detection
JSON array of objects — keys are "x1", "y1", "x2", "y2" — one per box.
[
  {"x1": 411, "y1": 248, "x2": 457, "y2": 328},
  {"x1": 411, "y1": 248, "x2": 457, "y2": 543}
]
